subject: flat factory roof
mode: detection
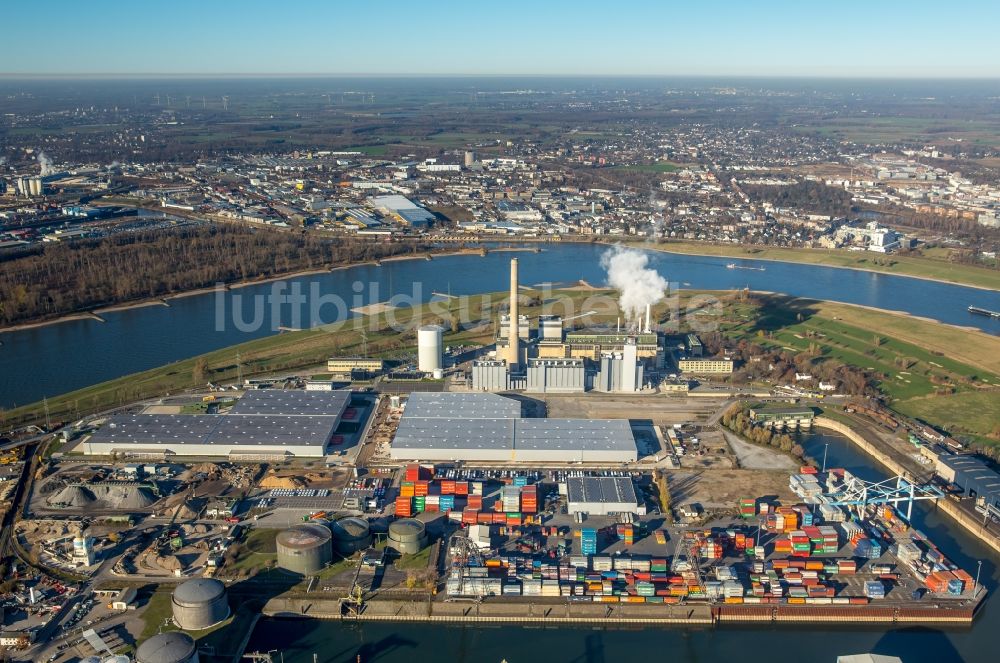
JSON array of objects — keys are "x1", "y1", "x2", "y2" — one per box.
[
  {"x1": 566, "y1": 476, "x2": 639, "y2": 506},
  {"x1": 87, "y1": 390, "x2": 350, "y2": 451},
  {"x1": 403, "y1": 392, "x2": 521, "y2": 420},
  {"x1": 514, "y1": 419, "x2": 635, "y2": 454},
  {"x1": 228, "y1": 389, "x2": 349, "y2": 416},
  {"x1": 393, "y1": 417, "x2": 514, "y2": 451},
  {"x1": 88, "y1": 414, "x2": 339, "y2": 448}
]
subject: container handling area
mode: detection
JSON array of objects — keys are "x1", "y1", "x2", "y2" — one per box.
[{"x1": 4, "y1": 385, "x2": 989, "y2": 663}]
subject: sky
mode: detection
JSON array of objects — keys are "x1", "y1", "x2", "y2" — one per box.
[{"x1": 3, "y1": 0, "x2": 999, "y2": 78}]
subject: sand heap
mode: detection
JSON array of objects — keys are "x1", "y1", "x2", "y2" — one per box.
[
  {"x1": 259, "y1": 472, "x2": 306, "y2": 489},
  {"x1": 48, "y1": 485, "x2": 96, "y2": 508},
  {"x1": 157, "y1": 555, "x2": 182, "y2": 571}
]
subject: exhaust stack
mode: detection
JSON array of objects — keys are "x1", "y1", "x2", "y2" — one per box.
[
  {"x1": 645, "y1": 304, "x2": 651, "y2": 333},
  {"x1": 504, "y1": 258, "x2": 520, "y2": 370}
]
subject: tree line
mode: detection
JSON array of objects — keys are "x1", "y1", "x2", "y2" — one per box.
[{"x1": 0, "y1": 224, "x2": 425, "y2": 326}]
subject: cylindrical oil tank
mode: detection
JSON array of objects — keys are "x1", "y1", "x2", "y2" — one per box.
[
  {"x1": 136, "y1": 631, "x2": 199, "y2": 663},
  {"x1": 388, "y1": 518, "x2": 427, "y2": 555},
  {"x1": 276, "y1": 522, "x2": 333, "y2": 575},
  {"x1": 171, "y1": 578, "x2": 229, "y2": 631},
  {"x1": 417, "y1": 325, "x2": 443, "y2": 373},
  {"x1": 331, "y1": 517, "x2": 372, "y2": 555}
]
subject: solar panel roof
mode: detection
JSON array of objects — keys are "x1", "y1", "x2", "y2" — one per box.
[
  {"x1": 566, "y1": 476, "x2": 639, "y2": 505},
  {"x1": 403, "y1": 392, "x2": 521, "y2": 420},
  {"x1": 514, "y1": 419, "x2": 635, "y2": 452},
  {"x1": 227, "y1": 389, "x2": 349, "y2": 416}
]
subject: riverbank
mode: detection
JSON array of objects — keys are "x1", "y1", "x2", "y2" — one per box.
[
  {"x1": 600, "y1": 238, "x2": 1000, "y2": 292},
  {"x1": 0, "y1": 246, "x2": 478, "y2": 335}
]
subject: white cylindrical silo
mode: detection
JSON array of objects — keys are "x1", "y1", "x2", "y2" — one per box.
[{"x1": 417, "y1": 325, "x2": 443, "y2": 373}]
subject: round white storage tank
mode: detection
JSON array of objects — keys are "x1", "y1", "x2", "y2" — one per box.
[
  {"x1": 388, "y1": 518, "x2": 428, "y2": 555},
  {"x1": 136, "y1": 631, "x2": 199, "y2": 663},
  {"x1": 432, "y1": 368, "x2": 444, "y2": 380},
  {"x1": 171, "y1": 578, "x2": 229, "y2": 631},
  {"x1": 417, "y1": 325, "x2": 443, "y2": 373},
  {"x1": 276, "y1": 523, "x2": 333, "y2": 575},
  {"x1": 330, "y1": 517, "x2": 373, "y2": 555}
]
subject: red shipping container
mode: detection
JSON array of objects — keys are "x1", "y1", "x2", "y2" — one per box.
[
  {"x1": 455, "y1": 481, "x2": 469, "y2": 495},
  {"x1": 467, "y1": 495, "x2": 483, "y2": 509}
]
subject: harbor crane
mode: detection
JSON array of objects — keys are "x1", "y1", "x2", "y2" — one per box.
[{"x1": 824, "y1": 473, "x2": 944, "y2": 521}]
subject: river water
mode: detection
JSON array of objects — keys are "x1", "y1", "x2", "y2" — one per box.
[
  {"x1": 244, "y1": 431, "x2": 999, "y2": 663},
  {"x1": 1, "y1": 243, "x2": 998, "y2": 407}
]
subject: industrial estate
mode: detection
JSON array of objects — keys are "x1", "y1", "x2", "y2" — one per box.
[{"x1": 1, "y1": 253, "x2": 996, "y2": 663}]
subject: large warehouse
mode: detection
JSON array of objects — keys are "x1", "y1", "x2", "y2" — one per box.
[
  {"x1": 83, "y1": 390, "x2": 349, "y2": 459},
  {"x1": 390, "y1": 393, "x2": 637, "y2": 464},
  {"x1": 565, "y1": 476, "x2": 643, "y2": 516}
]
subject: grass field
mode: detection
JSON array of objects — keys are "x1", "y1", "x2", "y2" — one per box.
[
  {"x1": 717, "y1": 294, "x2": 1000, "y2": 442},
  {"x1": 632, "y1": 240, "x2": 1000, "y2": 291}
]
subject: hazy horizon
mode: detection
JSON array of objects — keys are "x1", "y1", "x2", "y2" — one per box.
[{"x1": 4, "y1": 0, "x2": 999, "y2": 78}]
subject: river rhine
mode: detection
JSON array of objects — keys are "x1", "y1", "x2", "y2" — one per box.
[
  {"x1": 1, "y1": 243, "x2": 998, "y2": 407},
  {"x1": 245, "y1": 431, "x2": 998, "y2": 663}
]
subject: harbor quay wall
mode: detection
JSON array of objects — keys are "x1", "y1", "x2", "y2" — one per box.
[
  {"x1": 815, "y1": 417, "x2": 1000, "y2": 555},
  {"x1": 260, "y1": 596, "x2": 977, "y2": 627}
]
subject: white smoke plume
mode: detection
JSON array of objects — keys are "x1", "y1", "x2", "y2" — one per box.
[
  {"x1": 600, "y1": 245, "x2": 667, "y2": 329},
  {"x1": 37, "y1": 151, "x2": 54, "y2": 176}
]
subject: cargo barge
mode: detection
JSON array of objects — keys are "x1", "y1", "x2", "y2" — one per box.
[{"x1": 968, "y1": 305, "x2": 1000, "y2": 318}]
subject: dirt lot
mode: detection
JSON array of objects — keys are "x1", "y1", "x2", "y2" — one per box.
[
  {"x1": 540, "y1": 393, "x2": 719, "y2": 423},
  {"x1": 667, "y1": 469, "x2": 796, "y2": 512}
]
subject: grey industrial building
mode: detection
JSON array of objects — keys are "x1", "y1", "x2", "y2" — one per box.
[
  {"x1": 83, "y1": 390, "x2": 349, "y2": 458},
  {"x1": 594, "y1": 341, "x2": 644, "y2": 393},
  {"x1": 526, "y1": 358, "x2": 586, "y2": 393},
  {"x1": 171, "y1": 578, "x2": 229, "y2": 631},
  {"x1": 390, "y1": 393, "x2": 637, "y2": 463},
  {"x1": 471, "y1": 360, "x2": 511, "y2": 391},
  {"x1": 565, "y1": 476, "x2": 643, "y2": 516},
  {"x1": 936, "y1": 454, "x2": 1000, "y2": 518}
]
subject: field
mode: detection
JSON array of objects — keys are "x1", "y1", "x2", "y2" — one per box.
[
  {"x1": 634, "y1": 240, "x2": 1000, "y2": 291},
  {"x1": 717, "y1": 295, "x2": 1000, "y2": 443}
]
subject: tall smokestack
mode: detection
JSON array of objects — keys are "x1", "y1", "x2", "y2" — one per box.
[
  {"x1": 645, "y1": 304, "x2": 651, "y2": 334},
  {"x1": 505, "y1": 258, "x2": 520, "y2": 370}
]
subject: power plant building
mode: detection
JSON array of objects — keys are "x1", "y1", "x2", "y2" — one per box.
[
  {"x1": 276, "y1": 523, "x2": 334, "y2": 575},
  {"x1": 526, "y1": 358, "x2": 585, "y2": 393},
  {"x1": 594, "y1": 343, "x2": 644, "y2": 393},
  {"x1": 390, "y1": 392, "x2": 636, "y2": 463},
  {"x1": 171, "y1": 578, "x2": 229, "y2": 631},
  {"x1": 83, "y1": 390, "x2": 349, "y2": 459},
  {"x1": 471, "y1": 360, "x2": 511, "y2": 391}
]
